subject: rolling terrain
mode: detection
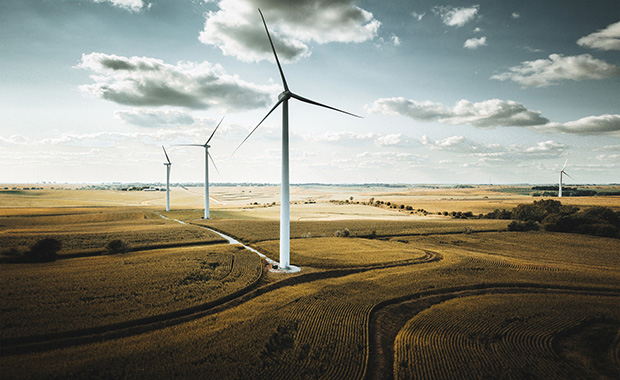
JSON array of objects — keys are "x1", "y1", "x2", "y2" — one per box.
[{"x1": 1, "y1": 186, "x2": 619, "y2": 379}]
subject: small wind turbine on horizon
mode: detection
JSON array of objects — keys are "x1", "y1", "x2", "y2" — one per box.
[
  {"x1": 558, "y1": 159, "x2": 573, "y2": 198},
  {"x1": 162, "y1": 146, "x2": 172, "y2": 212},
  {"x1": 176, "y1": 117, "x2": 224, "y2": 219},
  {"x1": 234, "y1": 9, "x2": 361, "y2": 270}
]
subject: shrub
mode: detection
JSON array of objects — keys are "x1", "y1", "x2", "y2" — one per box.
[
  {"x1": 508, "y1": 220, "x2": 540, "y2": 232},
  {"x1": 105, "y1": 239, "x2": 131, "y2": 254},
  {"x1": 26, "y1": 238, "x2": 62, "y2": 262},
  {"x1": 334, "y1": 228, "x2": 351, "y2": 238}
]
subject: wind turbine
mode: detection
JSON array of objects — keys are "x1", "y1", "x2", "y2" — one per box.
[
  {"x1": 558, "y1": 159, "x2": 573, "y2": 198},
  {"x1": 162, "y1": 146, "x2": 172, "y2": 212},
  {"x1": 235, "y1": 9, "x2": 361, "y2": 270},
  {"x1": 177, "y1": 117, "x2": 223, "y2": 219}
]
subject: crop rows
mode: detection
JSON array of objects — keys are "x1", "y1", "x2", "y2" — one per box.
[
  {"x1": 0, "y1": 245, "x2": 262, "y2": 341},
  {"x1": 462, "y1": 256, "x2": 565, "y2": 272},
  {"x1": 393, "y1": 292, "x2": 620, "y2": 380},
  {"x1": 258, "y1": 290, "x2": 376, "y2": 380}
]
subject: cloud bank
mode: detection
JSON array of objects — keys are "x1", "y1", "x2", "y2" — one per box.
[
  {"x1": 367, "y1": 98, "x2": 549, "y2": 128},
  {"x1": 77, "y1": 53, "x2": 275, "y2": 110},
  {"x1": 114, "y1": 109, "x2": 195, "y2": 127},
  {"x1": 577, "y1": 21, "x2": 620, "y2": 51},
  {"x1": 198, "y1": 0, "x2": 381, "y2": 62},
  {"x1": 491, "y1": 54, "x2": 620, "y2": 87}
]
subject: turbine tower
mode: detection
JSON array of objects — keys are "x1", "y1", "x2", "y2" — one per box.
[
  {"x1": 162, "y1": 146, "x2": 172, "y2": 212},
  {"x1": 558, "y1": 159, "x2": 572, "y2": 198},
  {"x1": 235, "y1": 9, "x2": 361, "y2": 270},
  {"x1": 177, "y1": 117, "x2": 223, "y2": 219}
]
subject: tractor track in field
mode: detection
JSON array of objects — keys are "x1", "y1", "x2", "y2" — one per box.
[
  {"x1": 364, "y1": 284, "x2": 620, "y2": 380},
  {"x1": 0, "y1": 244, "x2": 441, "y2": 357}
]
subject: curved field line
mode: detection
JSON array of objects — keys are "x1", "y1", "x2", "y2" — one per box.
[
  {"x1": 462, "y1": 256, "x2": 566, "y2": 272},
  {"x1": 364, "y1": 284, "x2": 620, "y2": 380},
  {"x1": 1, "y1": 248, "x2": 440, "y2": 357}
]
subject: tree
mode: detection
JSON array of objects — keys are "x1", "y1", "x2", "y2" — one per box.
[
  {"x1": 27, "y1": 238, "x2": 62, "y2": 262},
  {"x1": 105, "y1": 239, "x2": 131, "y2": 254}
]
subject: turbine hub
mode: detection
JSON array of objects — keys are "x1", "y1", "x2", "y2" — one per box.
[{"x1": 278, "y1": 91, "x2": 290, "y2": 100}]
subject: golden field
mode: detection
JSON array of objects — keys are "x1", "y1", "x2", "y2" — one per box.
[{"x1": 0, "y1": 185, "x2": 619, "y2": 379}]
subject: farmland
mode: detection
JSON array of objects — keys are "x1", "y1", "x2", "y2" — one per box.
[{"x1": 0, "y1": 185, "x2": 619, "y2": 379}]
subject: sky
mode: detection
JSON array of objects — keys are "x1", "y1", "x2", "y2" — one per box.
[{"x1": 1, "y1": 0, "x2": 619, "y2": 185}]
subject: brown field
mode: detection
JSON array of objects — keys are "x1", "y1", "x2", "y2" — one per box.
[{"x1": 1, "y1": 185, "x2": 619, "y2": 379}]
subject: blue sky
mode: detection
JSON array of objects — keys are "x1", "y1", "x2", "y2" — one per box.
[{"x1": 1, "y1": 0, "x2": 619, "y2": 184}]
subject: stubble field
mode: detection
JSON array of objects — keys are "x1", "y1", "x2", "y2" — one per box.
[{"x1": 0, "y1": 185, "x2": 619, "y2": 379}]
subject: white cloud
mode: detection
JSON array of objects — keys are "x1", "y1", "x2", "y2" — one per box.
[
  {"x1": 464, "y1": 36, "x2": 487, "y2": 49},
  {"x1": 577, "y1": 21, "x2": 620, "y2": 51},
  {"x1": 411, "y1": 12, "x2": 425, "y2": 21},
  {"x1": 198, "y1": 0, "x2": 381, "y2": 63},
  {"x1": 302, "y1": 131, "x2": 410, "y2": 147},
  {"x1": 76, "y1": 52, "x2": 275, "y2": 110},
  {"x1": 491, "y1": 53, "x2": 620, "y2": 87},
  {"x1": 537, "y1": 114, "x2": 620, "y2": 135},
  {"x1": 367, "y1": 98, "x2": 549, "y2": 128},
  {"x1": 376, "y1": 133, "x2": 409, "y2": 147},
  {"x1": 432, "y1": 5, "x2": 480, "y2": 27},
  {"x1": 92, "y1": 0, "x2": 148, "y2": 12},
  {"x1": 114, "y1": 109, "x2": 195, "y2": 127},
  {"x1": 511, "y1": 12, "x2": 520, "y2": 19},
  {"x1": 391, "y1": 35, "x2": 401, "y2": 46}
]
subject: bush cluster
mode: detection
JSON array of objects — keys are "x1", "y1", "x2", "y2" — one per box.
[{"x1": 484, "y1": 199, "x2": 619, "y2": 238}]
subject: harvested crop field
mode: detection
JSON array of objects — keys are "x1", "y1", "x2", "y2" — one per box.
[{"x1": 1, "y1": 186, "x2": 619, "y2": 379}]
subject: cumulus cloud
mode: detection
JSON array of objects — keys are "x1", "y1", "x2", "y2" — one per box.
[
  {"x1": 198, "y1": 0, "x2": 381, "y2": 63},
  {"x1": 432, "y1": 5, "x2": 480, "y2": 27},
  {"x1": 491, "y1": 54, "x2": 620, "y2": 87},
  {"x1": 419, "y1": 135, "x2": 566, "y2": 161},
  {"x1": 92, "y1": 0, "x2": 148, "y2": 12},
  {"x1": 302, "y1": 131, "x2": 410, "y2": 147},
  {"x1": 464, "y1": 36, "x2": 487, "y2": 49},
  {"x1": 577, "y1": 21, "x2": 620, "y2": 51},
  {"x1": 114, "y1": 109, "x2": 195, "y2": 127},
  {"x1": 76, "y1": 52, "x2": 275, "y2": 110},
  {"x1": 511, "y1": 12, "x2": 520, "y2": 19},
  {"x1": 391, "y1": 35, "x2": 401, "y2": 46},
  {"x1": 537, "y1": 114, "x2": 620, "y2": 135},
  {"x1": 367, "y1": 97, "x2": 549, "y2": 128}
]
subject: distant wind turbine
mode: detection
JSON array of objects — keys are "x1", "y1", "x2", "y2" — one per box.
[
  {"x1": 162, "y1": 146, "x2": 172, "y2": 212},
  {"x1": 558, "y1": 159, "x2": 573, "y2": 198},
  {"x1": 234, "y1": 9, "x2": 361, "y2": 270},
  {"x1": 176, "y1": 117, "x2": 224, "y2": 219}
]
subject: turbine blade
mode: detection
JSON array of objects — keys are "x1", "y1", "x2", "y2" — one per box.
[
  {"x1": 162, "y1": 145, "x2": 171, "y2": 164},
  {"x1": 563, "y1": 171, "x2": 574, "y2": 179},
  {"x1": 232, "y1": 96, "x2": 286, "y2": 155},
  {"x1": 207, "y1": 116, "x2": 225, "y2": 144},
  {"x1": 561, "y1": 159, "x2": 568, "y2": 171},
  {"x1": 290, "y1": 92, "x2": 362, "y2": 118},
  {"x1": 208, "y1": 152, "x2": 220, "y2": 175},
  {"x1": 258, "y1": 8, "x2": 289, "y2": 92}
]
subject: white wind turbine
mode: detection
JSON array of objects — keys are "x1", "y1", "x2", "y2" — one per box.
[
  {"x1": 558, "y1": 159, "x2": 573, "y2": 198},
  {"x1": 177, "y1": 117, "x2": 223, "y2": 219},
  {"x1": 162, "y1": 146, "x2": 172, "y2": 212},
  {"x1": 235, "y1": 9, "x2": 361, "y2": 270}
]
